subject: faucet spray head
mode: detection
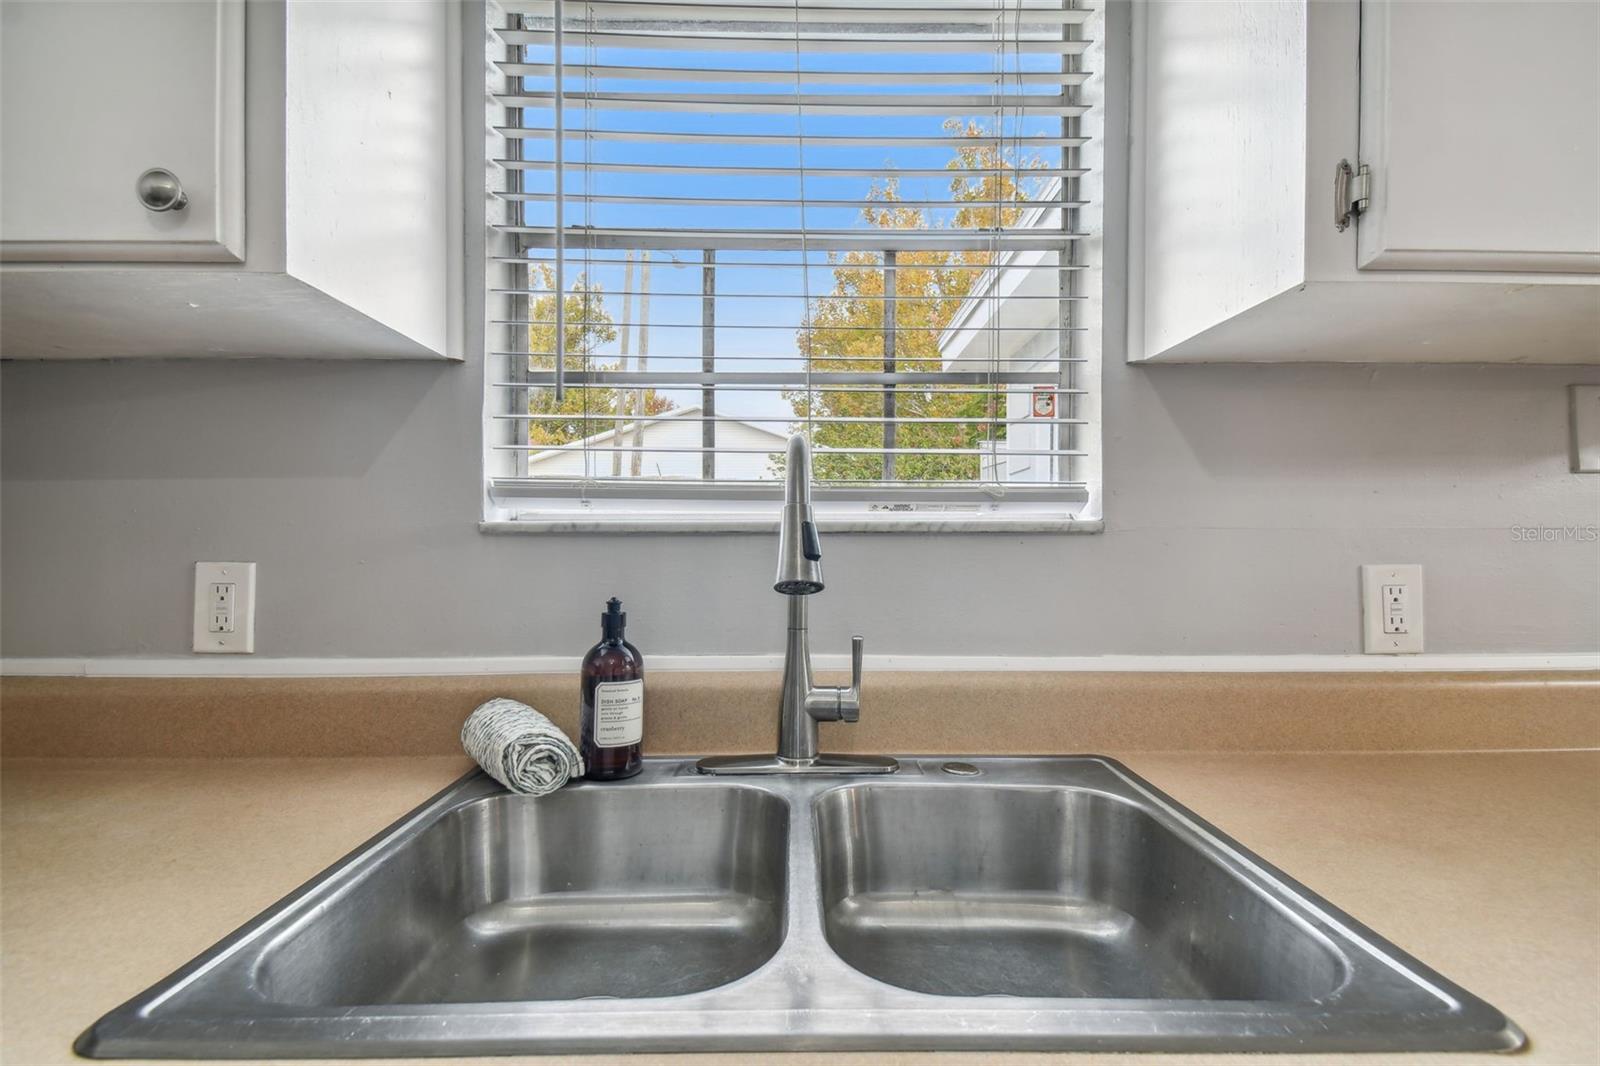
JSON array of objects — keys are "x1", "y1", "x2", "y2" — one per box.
[{"x1": 775, "y1": 434, "x2": 825, "y2": 595}]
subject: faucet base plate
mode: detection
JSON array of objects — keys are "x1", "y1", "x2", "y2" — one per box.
[{"x1": 696, "y1": 753, "x2": 899, "y2": 776}]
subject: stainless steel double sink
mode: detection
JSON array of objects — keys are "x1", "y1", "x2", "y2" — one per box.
[{"x1": 78, "y1": 757, "x2": 1521, "y2": 1057}]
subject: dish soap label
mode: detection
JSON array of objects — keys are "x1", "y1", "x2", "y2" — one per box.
[{"x1": 593, "y1": 679, "x2": 643, "y2": 747}]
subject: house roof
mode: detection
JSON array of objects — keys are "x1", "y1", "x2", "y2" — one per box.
[{"x1": 937, "y1": 176, "x2": 1066, "y2": 366}]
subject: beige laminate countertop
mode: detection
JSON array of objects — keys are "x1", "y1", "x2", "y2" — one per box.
[{"x1": 3, "y1": 752, "x2": 1596, "y2": 1066}]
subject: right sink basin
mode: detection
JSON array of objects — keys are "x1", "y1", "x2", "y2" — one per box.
[{"x1": 815, "y1": 783, "x2": 1344, "y2": 1002}]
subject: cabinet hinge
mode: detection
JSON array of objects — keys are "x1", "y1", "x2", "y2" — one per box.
[{"x1": 1334, "y1": 159, "x2": 1371, "y2": 232}]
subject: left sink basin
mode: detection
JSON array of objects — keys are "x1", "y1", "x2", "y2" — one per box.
[
  {"x1": 79, "y1": 771, "x2": 789, "y2": 1057},
  {"x1": 257, "y1": 785, "x2": 789, "y2": 1005}
]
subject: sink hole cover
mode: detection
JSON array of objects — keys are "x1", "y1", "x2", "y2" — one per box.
[{"x1": 940, "y1": 762, "x2": 981, "y2": 776}]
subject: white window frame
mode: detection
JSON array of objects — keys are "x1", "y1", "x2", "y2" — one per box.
[{"x1": 474, "y1": 0, "x2": 1111, "y2": 534}]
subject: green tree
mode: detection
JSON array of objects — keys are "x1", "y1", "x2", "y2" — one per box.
[
  {"x1": 784, "y1": 123, "x2": 1042, "y2": 481},
  {"x1": 525, "y1": 265, "x2": 673, "y2": 447}
]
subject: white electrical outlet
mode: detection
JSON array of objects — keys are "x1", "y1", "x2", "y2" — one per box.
[
  {"x1": 194, "y1": 562, "x2": 255, "y2": 653},
  {"x1": 1362, "y1": 564, "x2": 1423, "y2": 654},
  {"x1": 207, "y1": 581, "x2": 236, "y2": 633}
]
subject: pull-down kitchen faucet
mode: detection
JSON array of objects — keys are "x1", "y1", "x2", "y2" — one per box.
[{"x1": 697, "y1": 434, "x2": 898, "y2": 775}]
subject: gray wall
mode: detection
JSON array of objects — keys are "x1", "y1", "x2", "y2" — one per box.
[{"x1": 4, "y1": 354, "x2": 1597, "y2": 659}]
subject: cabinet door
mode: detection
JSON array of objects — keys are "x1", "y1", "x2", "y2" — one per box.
[
  {"x1": 1357, "y1": 0, "x2": 1600, "y2": 273},
  {"x1": 0, "y1": 0, "x2": 244, "y2": 262}
]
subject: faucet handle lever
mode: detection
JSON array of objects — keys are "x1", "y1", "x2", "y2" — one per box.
[{"x1": 837, "y1": 635, "x2": 863, "y2": 723}]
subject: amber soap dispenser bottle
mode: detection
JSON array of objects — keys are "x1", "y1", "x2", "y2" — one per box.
[{"x1": 579, "y1": 597, "x2": 644, "y2": 780}]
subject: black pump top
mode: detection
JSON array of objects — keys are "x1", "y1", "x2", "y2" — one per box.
[{"x1": 601, "y1": 597, "x2": 626, "y2": 641}]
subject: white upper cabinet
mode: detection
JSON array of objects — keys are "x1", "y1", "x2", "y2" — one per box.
[
  {"x1": 1131, "y1": 0, "x2": 1600, "y2": 364},
  {"x1": 0, "y1": 0, "x2": 462, "y2": 361},
  {"x1": 1357, "y1": 1, "x2": 1600, "y2": 273},
  {"x1": 1, "y1": 0, "x2": 244, "y2": 262}
]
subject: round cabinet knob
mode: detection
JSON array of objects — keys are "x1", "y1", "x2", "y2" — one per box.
[{"x1": 135, "y1": 168, "x2": 188, "y2": 212}]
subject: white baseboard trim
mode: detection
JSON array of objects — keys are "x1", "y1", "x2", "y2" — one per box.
[{"x1": 3, "y1": 653, "x2": 1596, "y2": 678}]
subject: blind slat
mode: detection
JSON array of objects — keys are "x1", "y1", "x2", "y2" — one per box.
[
  {"x1": 497, "y1": 64, "x2": 1089, "y2": 86},
  {"x1": 515, "y1": 370, "x2": 1061, "y2": 386},
  {"x1": 495, "y1": 161, "x2": 1086, "y2": 180},
  {"x1": 492, "y1": 255, "x2": 1086, "y2": 270},
  {"x1": 496, "y1": 91, "x2": 1086, "y2": 115},
  {"x1": 497, "y1": 27, "x2": 1089, "y2": 53},
  {"x1": 497, "y1": 192, "x2": 1088, "y2": 210},
  {"x1": 499, "y1": 413, "x2": 1088, "y2": 424},
  {"x1": 500, "y1": 228, "x2": 1079, "y2": 252},
  {"x1": 493, "y1": 381, "x2": 1088, "y2": 396},
  {"x1": 496, "y1": 161, "x2": 1085, "y2": 179},
  {"x1": 497, "y1": 445, "x2": 1086, "y2": 459},
  {"x1": 491, "y1": 289, "x2": 1082, "y2": 301},
  {"x1": 496, "y1": 355, "x2": 1088, "y2": 365},
  {"x1": 500, "y1": 0, "x2": 1089, "y2": 24},
  {"x1": 497, "y1": 126, "x2": 1087, "y2": 148}
]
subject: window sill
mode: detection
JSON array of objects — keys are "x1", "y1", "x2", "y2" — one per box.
[{"x1": 480, "y1": 515, "x2": 1104, "y2": 535}]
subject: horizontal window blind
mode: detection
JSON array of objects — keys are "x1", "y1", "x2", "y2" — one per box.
[{"x1": 487, "y1": 0, "x2": 1094, "y2": 510}]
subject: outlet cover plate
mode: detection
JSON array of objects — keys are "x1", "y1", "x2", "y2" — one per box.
[
  {"x1": 1362, "y1": 564, "x2": 1423, "y2": 654},
  {"x1": 193, "y1": 562, "x2": 256, "y2": 654}
]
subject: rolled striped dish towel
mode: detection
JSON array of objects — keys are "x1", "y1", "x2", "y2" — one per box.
[{"x1": 461, "y1": 697, "x2": 585, "y2": 796}]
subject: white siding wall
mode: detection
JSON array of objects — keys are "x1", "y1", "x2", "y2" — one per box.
[
  {"x1": 526, "y1": 417, "x2": 788, "y2": 480},
  {"x1": 1000, "y1": 330, "x2": 1060, "y2": 484}
]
